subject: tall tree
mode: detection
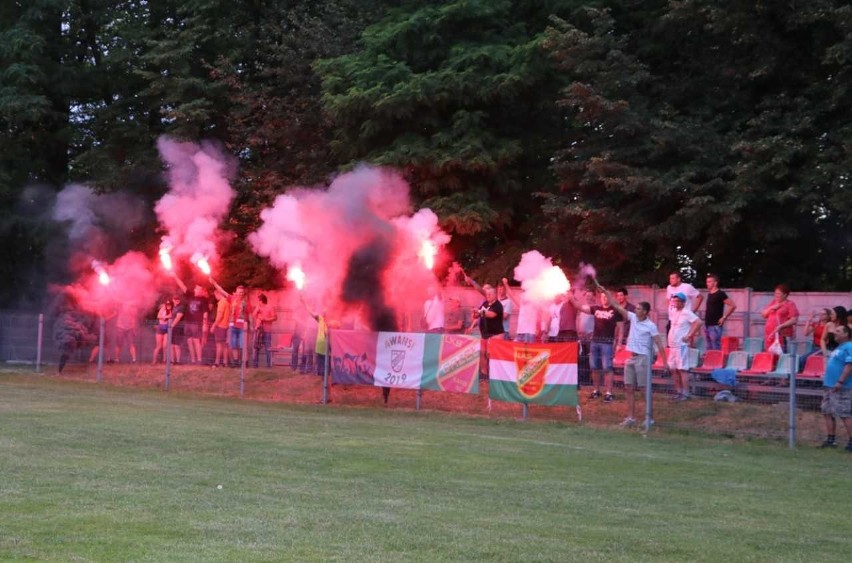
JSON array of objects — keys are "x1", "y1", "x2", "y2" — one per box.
[
  {"x1": 542, "y1": 1, "x2": 852, "y2": 289},
  {"x1": 317, "y1": 0, "x2": 582, "y2": 276}
]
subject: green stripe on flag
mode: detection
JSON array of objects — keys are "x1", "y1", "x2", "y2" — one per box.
[{"x1": 489, "y1": 380, "x2": 578, "y2": 406}]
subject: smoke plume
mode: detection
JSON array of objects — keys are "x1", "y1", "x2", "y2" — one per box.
[
  {"x1": 154, "y1": 137, "x2": 236, "y2": 264},
  {"x1": 512, "y1": 250, "x2": 570, "y2": 304},
  {"x1": 249, "y1": 165, "x2": 451, "y2": 329}
]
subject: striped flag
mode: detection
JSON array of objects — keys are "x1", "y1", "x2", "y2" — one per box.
[
  {"x1": 488, "y1": 339, "x2": 578, "y2": 406},
  {"x1": 329, "y1": 330, "x2": 480, "y2": 394}
]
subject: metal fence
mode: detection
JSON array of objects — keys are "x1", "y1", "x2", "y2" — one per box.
[{"x1": 0, "y1": 302, "x2": 840, "y2": 448}]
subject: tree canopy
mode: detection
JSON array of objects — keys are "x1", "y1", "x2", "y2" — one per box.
[{"x1": 0, "y1": 0, "x2": 849, "y2": 307}]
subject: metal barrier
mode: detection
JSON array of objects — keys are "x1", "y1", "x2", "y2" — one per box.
[{"x1": 0, "y1": 310, "x2": 835, "y2": 448}]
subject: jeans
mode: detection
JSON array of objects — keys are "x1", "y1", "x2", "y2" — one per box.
[
  {"x1": 705, "y1": 325, "x2": 723, "y2": 351},
  {"x1": 590, "y1": 341, "x2": 614, "y2": 371}
]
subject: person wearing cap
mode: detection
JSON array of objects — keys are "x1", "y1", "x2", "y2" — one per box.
[
  {"x1": 666, "y1": 272, "x2": 702, "y2": 337},
  {"x1": 668, "y1": 292, "x2": 703, "y2": 400}
]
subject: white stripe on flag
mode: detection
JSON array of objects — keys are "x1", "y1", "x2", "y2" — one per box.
[{"x1": 489, "y1": 359, "x2": 577, "y2": 385}]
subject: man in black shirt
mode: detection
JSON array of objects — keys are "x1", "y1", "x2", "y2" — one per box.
[
  {"x1": 704, "y1": 273, "x2": 736, "y2": 351},
  {"x1": 474, "y1": 286, "x2": 504, "y2": 339}
]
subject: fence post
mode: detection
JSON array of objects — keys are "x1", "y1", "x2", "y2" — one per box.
[
  {"x1": 522, "y1": 403, "x2": 529, "y2": 420},
  {"x1": 644, "y1": 336, "x2": 654, "y2": 432},
  {"x1": 789, "y1": 353, "x2": 797, "y2": 449},
  {"x1": 321, "y1": 329, "x2": 329, "y2": 404},
  {"x1": 97, "y1": 316, "x2": 105, "y2": 384},
  {"x1": 164, "y1": 323, "x2": 172, "y2": 391},
  {"x1": 240, "y1": 320, "x2": 247, "y2": 399},
  {"x1": 416, "y1": 388, "x2": 422, "y2": 411},
  {"x1": 36, "y1": 313, "x2": 44, "y2": 373}
]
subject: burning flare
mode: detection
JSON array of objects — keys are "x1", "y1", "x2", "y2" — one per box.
[
  {"x1": 91, "y1": 260, "x2": 110, "y2": 286},
  {"x1": 419, "y1": 240, "x2": 437, "y2": 270},
  {"x1": 191, "y1": 253, "x2": 211, "y2": 275},
  {"x1": 287, "y1": 264, "x2": 306, "y2": 290},
  {"x1": 159, "y1": 240, "x2": 173, "y2": 271}
]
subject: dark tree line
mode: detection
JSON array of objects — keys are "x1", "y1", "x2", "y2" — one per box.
[{"x1": 1, "y1": 0, "x2": 849, "y2": 306}]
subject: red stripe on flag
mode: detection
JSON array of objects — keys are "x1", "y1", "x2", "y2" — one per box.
[{"x1": 488, "y1": 339, "x2": 578, "y2": 363}]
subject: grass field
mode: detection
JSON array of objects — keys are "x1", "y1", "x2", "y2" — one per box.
[{"x1": 1, "y1": 372, "x2": 850, "y2": 562}]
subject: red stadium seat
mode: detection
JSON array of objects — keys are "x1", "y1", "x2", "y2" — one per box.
[
  {"x1": 612, "y1": 347, "x2": 632, "y2": 369},
  {"x1": 692, "y1": 350, "x2": 725, "y2": 375},
  {"x1": 652, "y1": 348, "x2": 669, "y2": 370},
  {"x1": 798, "y1": 354, "x2": 825, "y2": 379},
  {"x1": 739, "y1": 352, "x2": 777, "y2": 376}
]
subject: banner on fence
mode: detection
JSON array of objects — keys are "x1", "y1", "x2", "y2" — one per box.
[
  {"x1": 329, "y1": 330, "x2": 480, "y2": 393},
  {"x1": 488, "y1": 340, "x2": 578, "y2": 406}
]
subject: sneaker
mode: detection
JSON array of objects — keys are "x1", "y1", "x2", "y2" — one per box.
[
  {"x1": 589, "y1": 390, "x2": 601, "y2": 400},
  {"x1": 674, "y1": 393, "x2": 690, "y2": 401},
  {"x1": 620, "y1": 417, "x2": 637, "y2": 428},
  {"x1": 670, "y1": 392, "x2": 682, "y2": 400},
  {"x1": 603, "y1": 393, "x2": 614, "y2": 403},
  {"x1": 818, "y1": 440, "x2": 837, "y2": 449}
]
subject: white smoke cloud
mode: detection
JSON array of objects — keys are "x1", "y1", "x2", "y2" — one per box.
[{"x1": 512, "y1": 250, "x2": 570, "y2": 304}]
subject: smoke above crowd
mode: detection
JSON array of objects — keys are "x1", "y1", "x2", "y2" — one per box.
[
  {"x1": 46, "y1": 137, "x2": 454, "y2": 331},
  {"x1": 249, "y1": 165, "x2": 450, "y2": 330},
  {"x1": 512, "y1": 250, "x2": 571, "y2": 305},
  {"x1": 155, "y1": 137, "x2": 236, "y2": 267},
  {"x1": 46, "y1": 136, "x2": 591, "y2": 331},
  {"x1": 49, "y1": 137, "x2": 237, "y2": 320}
]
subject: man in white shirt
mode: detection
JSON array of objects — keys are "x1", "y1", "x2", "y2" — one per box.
[
  {"x1": 598, "y1": 282, "x2": 665, "y2": 426},
  {"x1": 667, "y1": 292, "x2": 703, "y2": 400},
  {"x1": 422, "y1": 285, "x2": 445, "y2": 333},
  {"x1": 666, "y1": 271, "x2": 702, "y2": 314}
]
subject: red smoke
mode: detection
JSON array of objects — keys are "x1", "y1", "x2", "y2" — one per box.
[{"x1": 249, "y1": 165, "x2": 451, "y2": 328}]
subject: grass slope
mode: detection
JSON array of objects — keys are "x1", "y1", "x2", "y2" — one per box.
[{"x1": 0, "y1": 374, "x2": 850, "y2": 562}]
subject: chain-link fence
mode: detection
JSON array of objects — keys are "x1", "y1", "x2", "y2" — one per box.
[{"x1": 0, "y1": 301, "x2": 839, "y2": 447}]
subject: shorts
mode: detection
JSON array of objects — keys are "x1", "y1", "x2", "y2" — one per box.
[
  {"x1": 184, "y1": 322, "x2": 202, "y2": 339},
  {"x1": 230, "y1": 327, "x2": 246, "y2": 350},
  {"x1": 213, "y1": 326, "x2": 228, "y2": 344},
  {"x1": 624, "y1": 354, "x2": 650, "y2": 387},
  {"x1": 589, "y1": 341, "x2": 614, "y2": 371},
  {"x1": 170, "y1": 325, "x2": 185, "y2": 346},
  {"x1": 157, "y1": 323, "x2": 169, "y2": 335},
  {"x1": 667, "y1": 345, "x2": 692, "y2": 370},
  {"x1": 821, "y1": 387, "x2": 852, "y2": 418}
]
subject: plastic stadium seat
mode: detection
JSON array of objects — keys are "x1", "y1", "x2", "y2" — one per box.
[
  {"x1": 652, "y1": 348, "x2": 669, "y2": 370},
  {"x1": 612, "y1": 347, "x2": 632, "y2": 369},
  {"x1": 739, "y1": 352, "x2": 777, "y2": 375},
  {"x1": 692, "y1": 350, "x2": 725, "y2": 375},
  {"x1": 798, "y1": 354, "x2": 825, "y2": 379},
  {"x1": 765, "y1": 354, "x2": 795, "y2": 379},
  {"x1": 721, "y1": 337, "x2": 740, "y2": 356},
  {"x1": 743, "y1": 337, "x2": 764, "y2": 354},
  {"x1": 725, "y1": 351, "x2": 751, "y2": 372}
]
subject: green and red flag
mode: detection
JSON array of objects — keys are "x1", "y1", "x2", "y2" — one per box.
[
  {"x1": 329, "y1": 330, "x2": 480, "y2": 394},
  {"x1": 488, "y1": 340, "x2": 578, "y2": 406}
]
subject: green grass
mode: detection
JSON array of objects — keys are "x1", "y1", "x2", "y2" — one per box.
[{"x1": 1, "y1": 373, "x2": 850, "y2": 562}]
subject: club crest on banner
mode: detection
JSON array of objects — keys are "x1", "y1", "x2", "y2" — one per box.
[
  {"x1": 514, "y1": 347, "x2": 550, "y2": 399},
  {"x1": 391, "y1": 349, "x2": 406, "y2": 373}
]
